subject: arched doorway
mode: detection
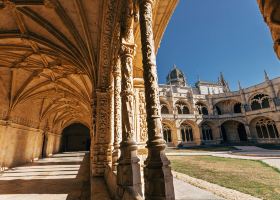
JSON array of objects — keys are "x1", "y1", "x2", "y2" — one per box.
[
  {"x1": 221, "y1": 120, "x2": 247, "y2": 143},
  {"x1": 61, "y1": 123, "x2": 91, "y2": 152}
]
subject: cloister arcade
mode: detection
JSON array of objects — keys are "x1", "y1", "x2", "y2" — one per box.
[{"x1": 0, "y1": 0, "x2": 280, "y2": 199}]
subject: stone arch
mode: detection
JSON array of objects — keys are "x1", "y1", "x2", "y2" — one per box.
[
  {"x1": 61, "y1": 123, "x2": 91, "y2": 152},
  {"x1": 220, "y1": 120, "x2": 247, "y2": 143},
  {"x1": 179, "y1": 120, "x2": 200, "y2": 144},
  {"x1": 249, "y1": 116, "x2": 279, "y2": 141},
  {"x1": 175, "y1": 100, "x2": 191, "y2": 114},
  {"x1": 160, "y1": 99, "x2": 172, "y2": 114},
  {"x1": 214, "y1": 99, "x2": 242, "y2": 115},
  {"x1": 201, "y1": 122, "x2": 213, "y2": 141},
  {"x1": 249, "y1": 93, "x2": 270, "y2": 110},
  {"x1": 195, "y1": 101, "x2": 208, "y2": 115}
]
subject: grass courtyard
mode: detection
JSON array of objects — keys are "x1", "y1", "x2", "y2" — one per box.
[{"x1": 169, "y1": 155, "x2": 280, "y2": 200}]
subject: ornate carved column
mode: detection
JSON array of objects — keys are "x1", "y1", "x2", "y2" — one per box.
[
  {"x1": 92, "y1": 90, "x2": 113, "y2": 176},
  {"x1": 139, "y1": 0, "x2": 175, "y2": 199},
  {"x1": 117, "y1": 0, "x2": 142, "y2": 197},
  {"x1": 112, "y1": 57, "x2": 122, "y2": 171}
]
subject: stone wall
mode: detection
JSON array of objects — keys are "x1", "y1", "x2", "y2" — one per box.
[{"x1": 0, "y1": 122, "x2": 61, "y2": 171}]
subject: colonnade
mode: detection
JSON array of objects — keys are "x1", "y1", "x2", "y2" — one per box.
[{"x1": 92, "y1": 0, "x2": 175, "y2": 199}]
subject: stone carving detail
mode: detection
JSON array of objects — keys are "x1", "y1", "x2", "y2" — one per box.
[
  {"x1": 257, "y1": 0, "x2": 280, "y2": 59},
  {"x1": 117, "y1": 0, "x2": 142, "y2": 198},
  {"x1": 112, "y1": 57, "x2": 122, "y2": 171},
  {"x1": 120, "y1": 0, "x2": 137, "y2": 142},
  {"x1": 139, "y1": 0, "x2": 175, "y2": 199},
  {"x1": 92, "y1": 91, "x2": 112, "y2": 176},
  {"x1": 99, "y1": 0, "x2": 118, "y2": 89},
  {"x1": 139, "y1": 91, "x2": 148, "y2": 142}
]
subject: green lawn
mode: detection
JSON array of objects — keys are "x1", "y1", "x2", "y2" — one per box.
[
  {"x1": 169, "y1": 155, "x2": 280, "y2": 200},
  {"x1": 167, "y1": 146, "x2": 237, "y2": 153}
]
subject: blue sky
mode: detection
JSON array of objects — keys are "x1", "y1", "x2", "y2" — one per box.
[{"x1": 157, "y1": 0, "x2": 280, "y2": 91}]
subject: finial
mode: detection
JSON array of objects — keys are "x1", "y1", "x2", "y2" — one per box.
[
  {"x1": 238, "y1": 80, "x2": 242, "y2": 90},
  {"x1": 173, "y1": 64, "x2": 177, "y2": 69},
  {"x1": 197, "y1": 75, "x2": 200, "y2": 82},
  {"x1": 264, "y1": 70, "x2": 269, "y2": 81}
]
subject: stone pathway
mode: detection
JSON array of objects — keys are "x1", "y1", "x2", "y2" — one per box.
[
  {"x1": 0, "y1": 152, "x2": 108, "y2": 200},
  {"x1": 174, "y1": 178, "x2": 223, "y2": 200}
]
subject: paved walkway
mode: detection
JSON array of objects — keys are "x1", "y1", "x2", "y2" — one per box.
[
  {"x1": 174, "y1": 178, "x2": 223, "y2": 200},
  {"x1": 0, "y1": 152, "x2": 109, "y2": 200}
]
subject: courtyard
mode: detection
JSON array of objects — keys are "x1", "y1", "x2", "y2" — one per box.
[{"x1": 168, "y1": 146, "x2": 280, "y2": 200}]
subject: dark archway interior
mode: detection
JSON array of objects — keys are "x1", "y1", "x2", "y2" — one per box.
[
  {"x1": 237, "y1": 123, "x2": 248, "y2": 141},
  {"x1": 61, "y1": 123, "x2": 91, "y2": 152}
]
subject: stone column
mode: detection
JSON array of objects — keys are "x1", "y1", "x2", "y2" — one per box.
[
  {"x1": 92, "y1": 90, "x2": 112, "y2": 176},
  {"x1": 117, "y1": 0, "x2": 142, "y2": 197},
  {"x1": 244, "y1": 124, "x2": 252, "y2": 141},
  {"x1": 139, "y1": 0, "x2": 175, "y2": 199},
  {"x1": 112, "y1": 57, "x2": 122, "y2": 171}
]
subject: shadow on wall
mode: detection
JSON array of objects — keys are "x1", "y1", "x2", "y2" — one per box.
[{"x1": 61, "y1": 123, "x2": 91, "y2": 152}]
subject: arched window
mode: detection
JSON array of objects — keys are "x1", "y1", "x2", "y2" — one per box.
[
  {"x1": 161, "y1": 105, "x2": 169, "y2": 114},
  {"x1": 196, "y1": 103, "x2": 208, "y2": 115},
  {"x1": 202, "y1": 124, "x2": 213, "y2": 141},
  {"x1": 234, "y1": 103, "x2": 242, "y2": 113},
  {"x1": 180, "y1": 124, "x2": 193, "y2": 142},
  {"x1": 256, "y1": 119, "x2": 279, "y2": 139},
  {"x1": 251, "y1": 94, "x2": 270, "y2": 110},
  {"x1": 175, "y1": 101, "x2": 190, "y2": 114},
  {"x1": 163, "y1": 125, "x2": 172, "y2": 142}
]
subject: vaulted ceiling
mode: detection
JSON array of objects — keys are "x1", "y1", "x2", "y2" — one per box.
[{"x1": 0, "y1": 0, "x2": 178, "y2": 133}]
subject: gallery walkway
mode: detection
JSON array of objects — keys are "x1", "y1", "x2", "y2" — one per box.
[
  {"x1": 0, "y1": 152, "x2": 111, "y2": 200},
  {"x1": 0, "y1": 151, "x2": 226, "y2": 200}
]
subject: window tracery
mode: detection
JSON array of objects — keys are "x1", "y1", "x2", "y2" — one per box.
[
  {"x1": 202, "y1": 124, "x2": 213, "y2": 141},
  {"x1": 196, "y1": 102, "x2": 208, "y2": 115},
  {"x1": 175, "y1": 101, "x2": 190, "y2": 114},
  {"x1": 180, "y1": 123, "x2": 193, "y2": 142},
  {"x1": 163, "y1": 124, "x2": 172, "y2": 142},
  {"x1": 256, "y1": 118, "x2": 279, "y2": 139},
  {"x1": 251, "y1": 94, "x2": 270, "y2": 110}
]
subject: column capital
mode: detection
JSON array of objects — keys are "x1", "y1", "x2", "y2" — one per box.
[{"x1": 120, "y1": 42, "x2": 137, "y2": 57}]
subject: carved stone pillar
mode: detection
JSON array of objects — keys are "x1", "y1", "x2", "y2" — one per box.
[
  {"x1": 117, "y1": 0, "x2": 142, "y2": 197},
  {"x1": 92, "y1": 90, "x2": 112, "y2": 176},
  {"x1": 112, "y1": 57, "x2": 122, "y2": 171},
  {"x1": 139, "y1": 0, "x2": 175, "y2": 199}
]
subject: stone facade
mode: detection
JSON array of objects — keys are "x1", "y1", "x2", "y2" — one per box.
[{"x1": 159, "y1": 66, "x2": 280, "y2": 147}]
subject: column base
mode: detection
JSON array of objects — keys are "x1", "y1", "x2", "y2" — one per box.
[
  {"x1": 117, "y1": 144, "x2": 142, "y2": 199},
  {"x1": 144, "y1": 150, "x2": 175, "y2": 200}
]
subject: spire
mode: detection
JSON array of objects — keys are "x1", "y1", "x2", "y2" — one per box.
[
  {"x1": 220, "y1": 72, "x2": 226, "y2": 84},
  {"x1": 219, "y1": 72, "x2": 230, "y2": 92},
  {"x1": 238, "y1": 80, "x2": 242, "y2": 90},
  {"x1": 264, "y1": 70, "x2": 269, "y2": 81},
  {"x1": 197, "y1": 75, "x2": 200, "y2": 82}
]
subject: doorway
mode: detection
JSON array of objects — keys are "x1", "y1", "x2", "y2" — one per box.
[{"x1": 61, "y1": 123, "x2": 90, "y2": 152}]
